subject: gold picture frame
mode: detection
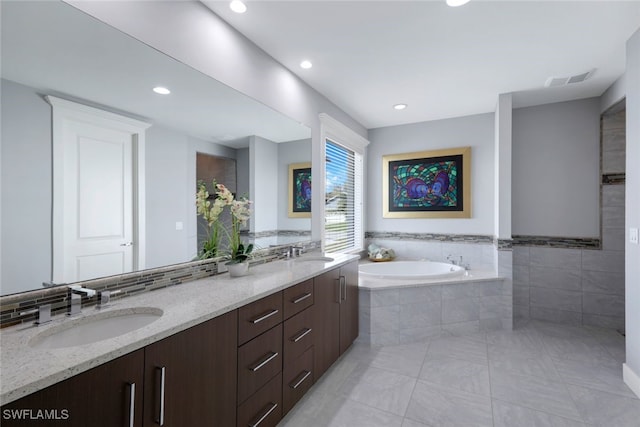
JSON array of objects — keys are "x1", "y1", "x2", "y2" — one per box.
[
  {"x1": 288, "y1": 162, "x2": 311, "y2": 218},
  {"x1": 382, "y1": 147, "x2": 471, "y2": 218}
]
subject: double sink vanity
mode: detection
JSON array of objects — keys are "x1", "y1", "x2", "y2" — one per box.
[{"x1": 0, "y1": 253, "x2": 360, "y2": 426}]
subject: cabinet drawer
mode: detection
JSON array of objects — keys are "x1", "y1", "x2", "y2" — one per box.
[
  {"x1": 239, "y1": 292, "x2": 283, "y2": 345},
  {"x1": 237, "y1": 372, "x2": 283, "y2": 427},
  {"x1": 283, "y1": 346, "x2": 314, "y2": 415},
  {"x1": 283, "y1": 279, "x2": 314, "y2": 319},
  {"x1": 238, "y1": 324, "x2": 283, "y2": 404},
  {"x1": 283, "y1": 306, "x2": 314, "y2": 366}
]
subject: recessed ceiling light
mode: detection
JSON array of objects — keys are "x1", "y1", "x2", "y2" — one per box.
[
  {"x1": 300, "y1": 60, "x2": 313, "y2": 69},
  {"x1": 153, "y1": 86, "x2": 171, "y2": 95},
  {"x1": 393, "y1": 104, "x2": 407, "y2": 110},
  {"x1": 446, "y1": 0, "x2": 471, "y2": 7},
  {"x1": 230, "y1": 0, "x2": 247, "y2": 14}
]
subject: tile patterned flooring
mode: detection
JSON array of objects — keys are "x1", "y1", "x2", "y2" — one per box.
[{"x1": 279, "y1": 320, "x2": 640, "y2": 427}]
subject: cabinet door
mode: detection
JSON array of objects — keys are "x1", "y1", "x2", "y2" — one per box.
[
  {"x1": 339, "y1": 260, "x2": 359, "y2": 354},
  {"x1": 312, "y1": 267, "x2": 340, "y2": 379},
  {"x1": 143, "y1": 310, "x2": 237, "y2": 427},
  {"x1": 1, "y1": 349, "x2": 144, "y2": 427}
]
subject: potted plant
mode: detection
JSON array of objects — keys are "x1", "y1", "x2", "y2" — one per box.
[
  {"x1": 195, "y1": 181, "x2": 231, "y2": 259},
  {"x1": 196, "y1": 180, "x2": 254, "y2": 276},
  {"x1": 226, "y1": 197, "x2": 254, "y2": 276}
]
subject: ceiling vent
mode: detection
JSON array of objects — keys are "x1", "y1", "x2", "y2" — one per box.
[{"x1": 545, "y1": 69, "x2": 595, "y2": 88}]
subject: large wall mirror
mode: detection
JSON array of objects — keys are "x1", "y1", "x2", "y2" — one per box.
[{"x1": 0, "y1": 1, "x2": 312, "y2": 296}]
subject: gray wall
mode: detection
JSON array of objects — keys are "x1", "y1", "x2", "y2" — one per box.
[
  {"x1": 366, "y1": 113, "x2": 495, "y2": 236},
  {"x1": 145, "y1": 126, "x2": 236, "y2": 268},
  {"x1": 0, "y1": 79, "x2": 52, "y2": 295},
  {"x1": 278, "y1": 139, "x2": 312, "y2": 231},
  {"x1": 626, "y1": 28, "x2": 640, "y2": 385},
  {"x1": 512, "y1": 98, "x2": 601, "y2": 238},
  {"x1": 250, "y1": 136, "x2": 279, "y2": 233}
]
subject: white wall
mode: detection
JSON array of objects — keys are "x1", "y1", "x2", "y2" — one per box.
[
  {"x1": 601, "y1": 75, "x2": 626, "y2": 113},
  {"x1": 0, "y1": 79, "x2": 52, "y2": 295},
  {"x1": 625, "y1": 28, "x2": 640, "y2": 394},
  {"x1": 278, "y1": 139, "x2": 312, "y2": 231},
  {"x1": 512, "y1": 98, "x2": 601, "y2": 237},
  {"x1": 367, "y1": 113, "x2": 495, "y2": 235}
]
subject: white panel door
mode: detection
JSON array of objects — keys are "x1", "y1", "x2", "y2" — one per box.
[{"x1": 63, "y1": 121, "x2": 133, "y2": 282}]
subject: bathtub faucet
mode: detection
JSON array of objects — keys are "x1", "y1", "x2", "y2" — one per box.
[{"x1": 446, "y1": 254, "x2": 463, "y2": 265}]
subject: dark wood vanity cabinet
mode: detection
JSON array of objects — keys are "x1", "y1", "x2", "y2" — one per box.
[
  {"x1": 2, "y1": 260, "x2": 359, "y2": 427},
  {"x1": 1, "y1": 349, "x2": 145, "y2": 427},
  {"x1": 143, "y1": 310, "x2": 238, "y2": 427},
  {"x1": 1, "y1": 311, "x2": 237, "y2": 427},
  {"x1": 313, "y1": 260, "x2": 359, "y2": 379}
]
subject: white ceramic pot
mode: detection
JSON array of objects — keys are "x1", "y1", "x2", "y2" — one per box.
[{"x1": 226, "y1": 261, "x2": 249, "y2": 277}]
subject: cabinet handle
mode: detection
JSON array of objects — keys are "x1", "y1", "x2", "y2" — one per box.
[
  {"x1": 340, "y1": 276, "x2": 347, "y2": 301},
  {"x1": 335, "y1": 279, "x2": 341, "y2": 304},
  {"x1": 292, "y1": 292, "x2": 312, "y2": 304},
  {"x1": 155, "y1": 367, "x2": 166, "y2": 426},
  {"x1": 127, "y1": 382, "x2": 136, "y2": 427},
  {"x1": 289, "y1": 370, "x2": 312, "y2": 390},
  {"x1": 250, "y1": 309, "x2": 279, "y2": 324},
  {"x1": 248, "y1": 402, "x2": 278, "y2": 427},
  {"x1": 249, "y1": 351, "x2": 279, "y2": 372},
  {"x1": 291, "y1": 327, "x2": 312, "y2": 343}
]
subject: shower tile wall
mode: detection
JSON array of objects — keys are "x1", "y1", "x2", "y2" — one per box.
[{"x1": 513, "y1": 106, "x2": 626, "y2": 330}]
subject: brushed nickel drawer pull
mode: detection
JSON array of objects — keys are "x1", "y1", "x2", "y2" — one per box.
[
  {"x1": 291, "y1": 327, "x2": 312, "y2": 343},
  {"x1": 248, "y1": 402, "x2": 278, "y2": 427},
  {"x1": 290, "y1": 370, "x2": 312, "y2": 389},
  {"x1": 249, "y1": 351, "x2": 279, "y2": 372},
  {"x1": 127, "y1": 382, "x2": 136, "y2": 427},
  {"x1": 250, "y1": 309, "x2": 279, "y2": 324},
  {"x1": 292, "y1": 293, "x2": 311, "y2": 304},
  {"x1": 156, "y1": 366, "x2": 166, "y2": 426}
]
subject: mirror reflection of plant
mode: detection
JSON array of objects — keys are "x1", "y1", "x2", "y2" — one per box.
[
  {"x1": 228, "y1": 197, "x2": 254, "y2": 264},
  {"x1": 195, "y1": 180, "x2": 253, "y2": 263},
  {"x1": 195, "y1": 180, "x2": 233, "y2": 259}
]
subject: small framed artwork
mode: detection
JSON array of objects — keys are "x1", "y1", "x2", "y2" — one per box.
[
  {"x1": 288, "y1": 162, "x2": 311, "y2": 218},
  {"x1": 382, "y1": 147, "x2": 471, "y2": 218}
]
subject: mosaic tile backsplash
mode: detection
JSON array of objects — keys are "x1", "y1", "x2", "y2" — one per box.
[{"x1": 0, "y1": 241, "x2": 319, "y2": 328}]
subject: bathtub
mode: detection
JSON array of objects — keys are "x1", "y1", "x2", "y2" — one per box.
[
  {"x1": 359, "y1": 260, "x2": 465, "y2": 280},
  {"x1": 357, "y1": 261, "x2": 511, "y2": 345}
]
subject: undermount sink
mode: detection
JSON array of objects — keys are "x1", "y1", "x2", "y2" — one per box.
[
  {"x1": 295, "y1": 256, "x2": 335, "y2": 263},
  {"x1": 29, "y1": 307, "x2": 163, "y2": 349}
]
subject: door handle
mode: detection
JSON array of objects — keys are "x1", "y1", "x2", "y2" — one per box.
[{"x1": 120, "y1": 242, "x2": 133, "y2": 247}]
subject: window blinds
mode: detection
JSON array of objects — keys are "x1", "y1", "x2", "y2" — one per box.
[{"x1": 325, "y1": 139, "x2": 363, "y2": 253}]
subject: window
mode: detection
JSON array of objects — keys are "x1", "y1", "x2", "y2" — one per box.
[
  {"x1": 318, "y1": 113, "x2": 368, "y2": 254},
  {"x1": 325, "y1": 139, "x2": 363, "y2": 252}
]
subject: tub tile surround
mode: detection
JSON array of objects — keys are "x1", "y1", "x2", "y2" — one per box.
[
  {"x1": 0, "y1": 251, "x2": 356, "y2": 404},
  {"x1": 0, "y1": 241, "x2": 320, "y2": 328},
  {"x1": 359, "y1": 274, "x2": 511, "y2": 346}
]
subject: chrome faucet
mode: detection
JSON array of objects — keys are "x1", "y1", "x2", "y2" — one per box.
[
  {"x1": 67, "y1": 285, "x2": 96, "y2": 316},
  {"x1": 285, "y1": 245, "x2": 304, "y2": 258},
  {"x1": 20, "y1": 304, "x2": 52, "y2": 325},
  {"x1": 97, "y1": 289, "x2": 122, "y2": 308}
]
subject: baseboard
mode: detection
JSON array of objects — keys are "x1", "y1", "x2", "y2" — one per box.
[{"x1": 623, "y1": 363, "x2": 640, "y2": 399}]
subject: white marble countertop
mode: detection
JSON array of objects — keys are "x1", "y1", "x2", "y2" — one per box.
[{"x1": 0, "y1": 252, "x2": 358, "y2": 405}]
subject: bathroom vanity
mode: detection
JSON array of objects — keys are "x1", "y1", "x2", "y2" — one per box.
[{"x1": 0, "y1": 254, "x2": 359, "y2": 427}]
